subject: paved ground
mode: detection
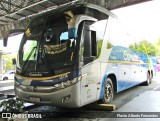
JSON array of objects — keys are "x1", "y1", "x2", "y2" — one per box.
[
  {"x1": 0, "y1": 80, "x2": 14, "y2": 95},
  {"x1": 0, "y1": 80, "x2": 14, "y2": 87}
]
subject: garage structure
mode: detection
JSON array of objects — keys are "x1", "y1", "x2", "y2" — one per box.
[
  {"x1": 0, "y1": 0, "x2": 152, "y2": 40},
  {"x1": 0, "y1": 50, "x2": 2, "y2": 74},
  {"x1": 0, "y1": 0, "x2": 152, "y2": 74}
]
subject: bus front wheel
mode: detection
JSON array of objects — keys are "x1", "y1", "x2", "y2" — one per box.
[{"x1": 103, "y1": 78, "x2": 114, "y2": 104}]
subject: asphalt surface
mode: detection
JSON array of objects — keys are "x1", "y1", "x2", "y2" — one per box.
[
  {"x1": 0, "y1": 80, "x2": 14, "y2": 95},
  {"x1": 0, "y1": 80, "x2": 14, "y2": 87}
]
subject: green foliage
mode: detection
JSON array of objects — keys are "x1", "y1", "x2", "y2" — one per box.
[
  {"x1": 129, "y1": 40, "x2": 156, "y2": 56},
  {"x1": 23, "y1": 41, "x2": 37, "y2": 61},
  {"x1": 107, "y1": 41, "x2": 113, "y2": 49},
  {"x1": 97, "y1": 40, "x2": 103, "y2": 56},
  {"x1": 3, "y1": 54, "x2": 16, "y2": 70},
  {"x1": 154, "y1": 39, "x2": 160, "y2": 56},
  {"x1": 0, "y1": 97, "x2": 25, "y2": 113}
]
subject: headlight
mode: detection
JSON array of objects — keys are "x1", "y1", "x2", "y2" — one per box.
[{"x1": 54, "y1": 78, "x2": 79, "y2": 90}]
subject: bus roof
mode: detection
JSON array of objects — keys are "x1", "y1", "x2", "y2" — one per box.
[{"x1": 30, "y1": 1, "x2": 117, "y2": 22}]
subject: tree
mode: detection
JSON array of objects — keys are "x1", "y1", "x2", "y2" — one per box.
[
  {"x1": 154, "y1": 39, "x2": 160, "y2": 56},
  {"x1": 3, "y1": 53, "x2": 16, "y2": 71},
  {"x1": 107, "y1": 41, "x2": 113, "y2": 49},
  {"x1": 129, "y1": 40, "x2": 156, "y2": 56}
]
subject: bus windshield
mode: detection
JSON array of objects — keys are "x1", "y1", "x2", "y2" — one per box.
[{"x1": 18, "y1": 14, "x2": 77, "y2": 77}]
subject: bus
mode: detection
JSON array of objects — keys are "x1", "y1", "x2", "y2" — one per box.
[{"x1": 4, "y1": 1, "x2": 153, "y2": 108}]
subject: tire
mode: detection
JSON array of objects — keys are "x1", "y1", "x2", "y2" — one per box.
[
  {"x1": 3, "y1": 77, "x2": 8, "y2": 81},
  {"x1": 144, "y1": 73, "x2": 151, "y2": 86},
  {"x1": 102, "y1": 78, "x2": 114, "y2": 104},
  {"x1": 149, "y1": 73, "x2": 152, "y2": 84}
]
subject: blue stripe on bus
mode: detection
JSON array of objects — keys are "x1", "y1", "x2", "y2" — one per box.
[
  {"x1": 99, "y1": 75, "x2": 108, "y2": 99},
  {"x1": 117, "y1": 80, "x2": 134, "y2": 92}
]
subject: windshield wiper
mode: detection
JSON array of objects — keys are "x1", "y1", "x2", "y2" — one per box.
[{"x1": 21, "y1": 46, "x2": 36, "y2": 74}]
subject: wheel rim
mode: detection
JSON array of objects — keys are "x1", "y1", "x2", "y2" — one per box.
[{"x1": 105, "y1": 83, "x2": 113, "y2": 101}]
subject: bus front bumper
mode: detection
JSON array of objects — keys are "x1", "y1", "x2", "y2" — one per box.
[{"x1": 15, "y1": 81, "x2": 81, "y2": 108}]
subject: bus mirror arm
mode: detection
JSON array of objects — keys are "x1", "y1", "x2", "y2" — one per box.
[
  {"x1": 3, "y1": 29, "x2": 25, "y2": 47},
  {"x1": 3, "y1": 37, "x2": 8, "y2": 47}
]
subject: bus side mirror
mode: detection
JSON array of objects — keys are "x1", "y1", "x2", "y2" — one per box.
[{"x1": 3, "y1": 29, "x2": 25, "y2": 47}]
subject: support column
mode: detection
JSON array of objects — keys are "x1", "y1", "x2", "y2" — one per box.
[{"x1": 0, "y1": 52, "x2": 2, "y2": 74}]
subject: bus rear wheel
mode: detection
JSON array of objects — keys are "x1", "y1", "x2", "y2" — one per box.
[
  {"x1": 144, "y1": 72, "x2": 151, "y2": 86},
  {"x1": 103, "y1": 78, "x2": 114, "y2": 104}
]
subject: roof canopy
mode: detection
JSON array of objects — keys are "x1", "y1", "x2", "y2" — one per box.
[{"x1": 0, "y1": 0, "x2": 152, "y2": 40}]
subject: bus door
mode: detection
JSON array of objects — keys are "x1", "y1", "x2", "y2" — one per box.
[
  {"x1": 79, "y1": 21, "x2": 100, "y2": 105},
  {"x1": 80, "y1": 63, "x2": 100, "y2": 106}
]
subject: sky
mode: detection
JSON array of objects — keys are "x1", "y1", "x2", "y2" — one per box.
[
  {"x1": 111, "y1": 0, "x2": 160, "y2": 44},
  {"x1": 0, "y1": 0, "x2": 160, "y2": 52},
  {"x1": 0, "y1": 34, "x2": 23, "y2": 52}
]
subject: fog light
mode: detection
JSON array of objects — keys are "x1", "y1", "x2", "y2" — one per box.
[{"x1": 62, "y1": 95, "x2": 71, "y2": 103}]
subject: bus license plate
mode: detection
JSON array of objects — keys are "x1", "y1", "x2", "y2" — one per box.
[{"x1": 30, "y1": 97, "x2": 40, "y2": 102}]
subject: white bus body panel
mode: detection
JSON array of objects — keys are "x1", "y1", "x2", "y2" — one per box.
[{"x1": 80, "y1": 62, "x2": 100, "y2": 105}]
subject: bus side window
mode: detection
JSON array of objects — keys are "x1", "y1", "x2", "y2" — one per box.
[
  {"x1": 80, "y1": 20, "x2": 107, "y2": 65},
  {"x1": 91, "y1": 31, "x2": 97, "y2": 56},
  {"x1": 83, "y1": 23, "x2": 97, "y2": 65}
]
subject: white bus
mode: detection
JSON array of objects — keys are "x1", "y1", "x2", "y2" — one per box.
[{"x1": 4, "y1": 1, "x2": 152, "y2": 108}]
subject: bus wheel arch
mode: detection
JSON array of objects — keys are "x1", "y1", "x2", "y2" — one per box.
[
  {"x1": 100, "y1": 74, "x2": 117, "y2": 104},
  {"x1": 108, "y1": 74, "x2": 117, "y2": 93},
  {"x1": 3, "y1": 77, "x2": 8, "y2": 80}
]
